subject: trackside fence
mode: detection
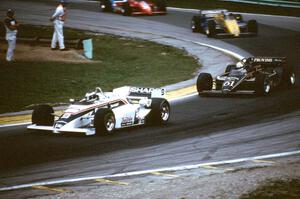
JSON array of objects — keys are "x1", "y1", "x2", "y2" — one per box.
[{"x1": 219, "y1": 0, "x2": 300, "y2": 8}]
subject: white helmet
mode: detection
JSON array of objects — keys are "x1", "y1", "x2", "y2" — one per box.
[{"x1": 236, "y1": 61, "x2": 244, "y2": 68}]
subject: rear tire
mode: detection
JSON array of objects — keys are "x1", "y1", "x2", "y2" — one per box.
[
  {"x1": 123, "y1": 2, "x2": 132, "y2": 16},
  {"x1": 255, "y1": 73, "x2": 271, "y2": 96},
  {"x1": 148, "y1": 98, "x2": 170, "y2": 125},
  {"x1": 94, "y1": 108, "x2": 115, "y2": 135},
  {"x1": 155, "y1": 0, "x2": 167, "y2": 13},
  {"x1": 283, "y1": 66, "x2": 296, "y2": 87},
  {"x1": 197, "y1": 73, "x2": 213, "y2": 94},
  {"x1": 32, "y1": 105, "x2": 54, "y2": 126},
  {"x1": 191, "y1": 16, "x2": 202, "y2": 33},
  {"x1": 207, "y1": 20, "x2": 216, "y2": 37},
  {"x1": 247, "y1": 20, "x2": 258, "y2": 35}
]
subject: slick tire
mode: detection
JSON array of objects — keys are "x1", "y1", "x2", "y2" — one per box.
[
  {"x1": 32, "y1": 104, "x2": 54, "y2": 126},
  {"x1": 155, "y1": 0, "x2": 167, "y2": 13},
  {"x1": 147, "y1": 98, "x2": 170, "y2": 125},
  {"x1": 191, "y1": 16, "x2": 202, "y2": 33},
  {"x1": 247, "y1": 20, "x2": 258, "y2": 35},
  {"x1": 123, "y1": 2, "x2": 132, "y2": 16},
  {"x1": 197, "y1": 73, "x2": 213, "y2": 95},
  {"x1": 94, "y1": 108, "x2": 115, "y2": 135},
  {"x1": 283, "y1": 66, "x2": 296, "y2": 87},
  {"x1": 207, "y1": 20, "x2": 216, "y2": 37},
  {"x1": 255, "y1": 73, "x2": 271, "y2": 96},
  {"x1": 100, "y1": 0, "x2": 112, "y2": 12}
]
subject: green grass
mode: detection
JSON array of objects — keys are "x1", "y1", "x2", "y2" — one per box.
[
  {"x1": 167, "y1": 0, "x2": 300, "y2": 17},
  {"x1": 0, "y1": 25, "x2": 199, "y2": 114},
  {"x1": 240, "y1": 179, "x2": 300, "y2": 199}
]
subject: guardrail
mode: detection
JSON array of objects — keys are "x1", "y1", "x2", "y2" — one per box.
[{"x1": 219, "y1": 0, "x2": 300, "y2": 8}]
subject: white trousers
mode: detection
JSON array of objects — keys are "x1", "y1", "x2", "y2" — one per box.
[
  {"x1": 51, "y1": 20, "x2": 65, "y2": 49},
  {"x1": 6, "y1": 36, "x2": 16, "y2": 62}
]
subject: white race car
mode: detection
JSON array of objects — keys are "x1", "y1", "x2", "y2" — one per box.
[{"x1": 27, "y1": 86, "x2": 170, "y2": 136}]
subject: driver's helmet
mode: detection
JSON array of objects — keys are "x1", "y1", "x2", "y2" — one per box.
[{"x1": 236, "y1": 61, "x2": 244, "y2": 69}]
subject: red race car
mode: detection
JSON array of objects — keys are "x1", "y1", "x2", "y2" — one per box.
[{"x1": 100, "y1": 0, "x2": 167, "y2": 16}]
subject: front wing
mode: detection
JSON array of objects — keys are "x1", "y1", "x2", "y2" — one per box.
[{"x1": 27, "y1": 124, "x2": 96, "y2": 136}]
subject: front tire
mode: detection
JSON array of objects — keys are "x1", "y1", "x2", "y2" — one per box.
[
  {"x1": 32, "y1": 105, "x2": 54, "y2": 126},
  {"x1": 196, "y1": 73, "x2": 213, "y2": 94},
  {"x1": 283, "y1": 66, "x2": 296, "y2": 87},
  {"x1": 148, "y1": 98, "x2": 170, "y2": 125},
  {"x1": 94, "y1": 108, "x2": 115, "y2": 135},
  {"x1": 100, "y1": 0, "x2": 112, "y2": 12},
  {"x1": 247, "y1": 20, "x2": 258, "y2": 35},
  {"x1": 191, "y1": 16, "x2": 202, "y2": 33}
]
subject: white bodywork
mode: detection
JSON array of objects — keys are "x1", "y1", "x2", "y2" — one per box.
[{"x1": 27, "y1": 86, "x2": 166, "y2": 136}]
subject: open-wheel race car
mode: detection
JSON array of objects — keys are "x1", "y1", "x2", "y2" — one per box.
[
  {"x1": 27, "y1": 86, "x2": 170, "y2": 136},
  {"x1": 100, "y1": 0, "x2": 167, "y2": 16},
  {"x1": 196, "y1": 57, "x2": 296, "y2": 96},
  {"x1": 191, "y1": 9, "x2": 258, "y2": 37}
]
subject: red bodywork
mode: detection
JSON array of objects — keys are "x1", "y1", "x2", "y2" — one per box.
[{"x1": 114, "y1": 0, "x2": 166, "y2": 15}]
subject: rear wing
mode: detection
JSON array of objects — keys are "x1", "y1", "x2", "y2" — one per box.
[
  {"x1": 113, "y1": 86, "x2": 166, "y2": 99},
  {"x1": 200, "y1": 9, "x2": 228, "y2": 15}
]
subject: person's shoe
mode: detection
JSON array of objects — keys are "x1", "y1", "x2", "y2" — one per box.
[
  {"x1": 60, "y1": 48, "x2": 69, "y2": 51},
  {"x1": 51, "y1": 47, "x2": 58, "y2": 50}
]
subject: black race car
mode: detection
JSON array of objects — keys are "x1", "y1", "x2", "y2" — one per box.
[
  {"x1": 196, "y1": 57, "x2": 296, "y2": 96},
  {"x1": 191, "y1": 9, "x2": 258, "y2": 37}
]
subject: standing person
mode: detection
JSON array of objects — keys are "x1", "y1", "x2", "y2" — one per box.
[
  {"x1": 4, "y1": 9, "x2": 19, "y2": 62},
  {"x1": 50, "y1": 0, "x2": 68, "y2": 51}
]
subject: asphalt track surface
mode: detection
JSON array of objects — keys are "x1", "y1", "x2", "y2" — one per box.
[{"x1": 0, "y1": 2, "x2": 300, "y2": 197}]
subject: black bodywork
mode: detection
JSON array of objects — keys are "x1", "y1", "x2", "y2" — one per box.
[{"x1": 197, "y1": 57, "x2": 296, "y2": 96}]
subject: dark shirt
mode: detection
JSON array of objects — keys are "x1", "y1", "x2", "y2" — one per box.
[{"x1": 4, "y1": 17, "x2": 18, "y2": 31}]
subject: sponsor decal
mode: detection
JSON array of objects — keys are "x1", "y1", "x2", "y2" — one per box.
[
  {"x1": 121, "y1": 116, "x2": 133, "y2": 127},
  {"x1": 130, "y1": 87, "x2": 154, "y2": 94}
]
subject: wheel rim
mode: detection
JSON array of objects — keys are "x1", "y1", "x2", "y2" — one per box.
[
  {"x1": 161, "y1": 103, "x2": 170, "y2": 121},
  {"x1": 205, "y1": 29, "x2": 209, "y2": 35},
  {"x1": 264, "y1": 79, "x2": 271, "y2": 93},
  {"x1": 191, "y1": 21, "x2": 195, "y2": 30},
  {"x1": 290, "y1": 73, "x2": 296, "y2": 85},
  {"x1": 104, "y1": 113, "x2": 115, "y2": 132}
]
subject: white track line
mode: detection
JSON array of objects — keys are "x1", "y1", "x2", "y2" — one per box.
[{"x1": 0, "y1": 150, "x2": 299, "y2": 192}]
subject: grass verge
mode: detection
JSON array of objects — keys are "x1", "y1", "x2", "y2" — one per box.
[
  {"x1": 167, "y1": 0, "x2": 300, "y2": 17},
  {"x1": 241, "y1": 179, "x2": 300, "y2": 199},
  {"x1": 0, "y1": 24, "x2": 199, "y2": 114}
]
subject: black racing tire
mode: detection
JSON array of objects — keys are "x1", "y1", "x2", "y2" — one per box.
[
  {"x1": 147, "y1": 98, "x2": 170, "y2": 125},
  {"x1": 225, "y1": 64, "x2": 236, "y2": 73},
  {"x1": 155, "y1": 0, "x2": 167, "y2": 13},
  {"x1": 32, "y1": 104, "x2": 54, "y2": 126},
  {"x1": 123, "y1": 2, "x2": 132, "y2": 16},
  {"x1": 196, "y1": 73, "x2": 213, "y2": 94},
  {"x1": 283, "y1": 66, "x2": 296, "y2": 87},
  {"x1": 207, "y1": 20, "x2": 216, "y2": 37},
  {"x1": 255, "y1": 73, "x2": 271, "y2": 96},
  {"x1": 191, "y1": 16, "x2": 202, "y2": 33},
  {"x1": 94, "y1": 108, "x2": 115, "y2": 135},
  {"x1": 247, "y1": 20, "x2": 258, "y2": 35},
  {"x1": 100, "y1": 0, "x2": 112, "y2": 12}
]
